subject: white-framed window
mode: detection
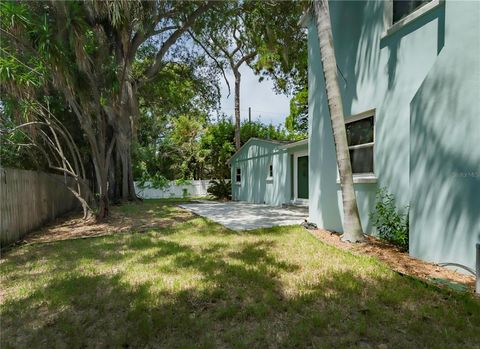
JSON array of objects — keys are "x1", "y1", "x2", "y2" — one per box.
[
  {"x1": 345, "y1": 111, "x2": 375, "y2": 175},
  {"x1": 383, "y1": 0, "x2": 441, "y2": 37},
  {"x1": 235, "y1": 168, "x2": 241, "y2": 183},
  {"x1": 268, "y1": 164, "x2": 273, "y2": 178},
  {"x1": 392, "y1": 0, "x2": 432, "y2": 24}
]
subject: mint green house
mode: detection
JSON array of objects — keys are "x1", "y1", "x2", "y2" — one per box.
[
  {"x1": 231, "y1": 0, "x2": 480, "y2": 272},
  {"x1": 229, "y1": 138, "x2": 308, "y2": 206}
]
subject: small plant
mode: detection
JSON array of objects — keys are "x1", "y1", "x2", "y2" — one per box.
[
  {"x1": 182, "y1": 188, "x2": 190, "y2": 198},
  {"x1": 207, "y1": 179, "x2": 231, "y2": 200},
  {"x1": 137, "y1": 173, "x2": 170, "y2": 190},
  {"x1": 369, "y1": 188, "x2": 409, "y2": 250},
  {"x1": 175, "y1": 178, "x2": 192, "y2": 186}
]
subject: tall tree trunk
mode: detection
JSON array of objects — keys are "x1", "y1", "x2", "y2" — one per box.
[
  {"x1": 90, "y1": 150, "x2": 110, "y2": 219},
  {"x1": 114, "y1": 80, "x2": 138, "y2": 202},
  {"x1": 108, "y1": 148, "x2": 122, "y2": 203},
  {"x1": 234, "y1": 69, "x2": 241, "y2": 151},
  {"x1": 67, "y1": 97, "x2": 113, "y2": 221},
  {"x1": 115, "y1": 138, "x2": 137, "y2": 201},
  {"x1": 127, "y1": 151, "x2": 137, "y2": 199},
  {"x1": 313, "y1": 0, "x2": 363, "y2": 242},
  {"x1": 96, "y1": 171, "x2": 109, "y2": 219},
  {"x1": 121, "y1": 148, "x2": 129, "y2": 201}
]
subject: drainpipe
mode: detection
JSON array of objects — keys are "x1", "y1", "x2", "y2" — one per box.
[{"x1": 476, "y1": 244, "x2": 480, "y2": 294}]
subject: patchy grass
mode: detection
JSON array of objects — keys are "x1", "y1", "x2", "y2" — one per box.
[
  {"x1": 19, "y1": 199, "x2": 198, "y2": 245},
  {"x1": 1, "y1": 200, "x2": 479, "y2": 348}
]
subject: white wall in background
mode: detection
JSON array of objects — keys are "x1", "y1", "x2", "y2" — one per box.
[{"x1": 134, "y1": 180, "x2": 213, "y2": 199}]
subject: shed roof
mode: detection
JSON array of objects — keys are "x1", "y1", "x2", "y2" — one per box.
[
  {"x1": 280, "y1": 138, "x2": 308, "y2": 149},
  {"x1": 227, "y1": 137, "x2": 308, "y2": 164}
]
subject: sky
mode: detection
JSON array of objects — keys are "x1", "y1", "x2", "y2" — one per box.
[{"x1": 217, "y1": 65, "x2": 291, "y2": 127}]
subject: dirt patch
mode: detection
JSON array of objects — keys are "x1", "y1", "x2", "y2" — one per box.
[
  {"x1": 308, "y1": 229, "x2": 476, "y2": 291},
  {"x1": 15, "y1": 203, "x2": 194, "y2": 246}
]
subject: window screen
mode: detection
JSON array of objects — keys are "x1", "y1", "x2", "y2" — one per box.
[
  {"x1": 346, "y1": 116, "x2": 374, "y2": 174},
  {"x1": 393, "y1": 0, "x2": 431, "y2": 23}
]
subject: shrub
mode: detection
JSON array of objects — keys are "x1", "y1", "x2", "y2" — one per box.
[
  {"x1": 207, "y1": 179, "x2": 231, "y2": 200},
  {"x1": 175, "y1": 178, "x2": 192, "y2": 186},
  {"x1": 137, "y1": 173, "x2": 170, "y2": 190},
  {"x1": 369, "y1": 188, "x2": 409, "y2": 250}
]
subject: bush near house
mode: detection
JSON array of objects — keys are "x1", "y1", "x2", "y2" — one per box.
[
  {"x1": 207, "y1": 179, "x2": 231, "y2": 200},
  {"x1": 370, "y1": 188, "x2": 409, "y2": 250}
]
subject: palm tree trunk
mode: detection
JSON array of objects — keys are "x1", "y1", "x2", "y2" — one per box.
[
  {"x1": 313, "y1": 0, "x2": 364, "y2": 242},
  {"x1": 234, "y1": 69, "x2": 241, "y2": 151}
]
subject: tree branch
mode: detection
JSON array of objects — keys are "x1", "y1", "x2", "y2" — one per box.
[
  {"x1": 234, "y1": 51, "x2": 257, "y2": 71},
  {"x1": 152, "y1": 25, "x2": 179, "y2": 36},
  {"x1": 188, "y1": 30, "x2": 231, "y2": 97},
  {"x1": 141, "y1": 2, "x2": 215, "y2": 84}
]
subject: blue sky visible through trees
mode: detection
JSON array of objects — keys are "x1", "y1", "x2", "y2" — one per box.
[{"x1": 218, "y1": 65, "x2": 290, "y2": 126}]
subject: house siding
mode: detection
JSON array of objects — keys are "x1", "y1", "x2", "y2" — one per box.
[
  {"x1": 409, "y1": 0, "x2": 480, "y2": 270},
  {"x1": 230, "y1": 139, "x2": 292, "y2": 206},
  {"x1": 308, "y1": 0, "x2": 480, "y2": 270}
]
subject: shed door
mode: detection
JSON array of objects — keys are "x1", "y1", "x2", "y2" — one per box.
[{"x1": 297, "y1": 156, "x2": 309, "y2": 199}]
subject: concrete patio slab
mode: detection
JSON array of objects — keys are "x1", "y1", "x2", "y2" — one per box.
[{"x1": 178, "y1": 201, "x2": 308, "y2": 231}]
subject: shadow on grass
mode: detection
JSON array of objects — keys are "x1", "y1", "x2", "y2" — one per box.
[
  {"x1": 8, "y1": 200, "x2": 199, "y2": 249},
  {"x1": 1, "y1": 219, "x2": 479, "y2": 348}
]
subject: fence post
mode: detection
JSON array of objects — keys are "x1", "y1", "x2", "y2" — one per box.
[{"x1": 476, "y1": 243, "x2": 480, "y2": 294}]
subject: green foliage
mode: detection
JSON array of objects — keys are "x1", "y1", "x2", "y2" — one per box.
[
  {"x1": 0, "y1": 119, "x2": 39, "y2": 169},
  {"x1": 135, "y1": 106, "x2": 293, "y2": 182},
  {"x1": 136, "y1": 173, "x2": 170, "y2": 190},
  {"x1": 168, "y1": 114, "x2": 207, "y2": 180},
  {"x1": 241, "y1": 1, "x2": 307, "y2": 135},
  {"x1": 135, "y1": 61, "x2": 219, "y2": 121},
  {"x1": 133, "y1": 61, "x2": 219, "y2": 183},
  {"x1": 370, "y1": 188, "x2": 409, "y2": 250},
  {"x1": 2, "y1": 0, "x2": 309, "y2": 200},
  {"x1": 1, "y1": 0, "x2": 219, "y2": 209},
  {"x1": 240, "y1": 1, "x2": 308, "y2": 134},
  {"x1": 207, "y1": 179, "x2": 231, "y2": 200},
  {"x1": 246, "y1": 1, "x2": 308, "y2": 95},
  {"x1": 240, "y1": 120, "x2": 292, "y2": 144},
  {"x1": 176, "y1": 178, "x2": 192, "y2": 187},
  {"x1": 200, "y1": 119, "x2": 236, "y2": 179},
  {"x1": 285, "y1": 88, "x2": 308, "y2": 136},
  {"x1": 0, "y1": 92, "x2": 89, "y2": 172}
]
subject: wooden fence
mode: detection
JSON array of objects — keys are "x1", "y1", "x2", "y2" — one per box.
[{"x1": 0, "y1": 168, "x2": 81, "y2": 246}]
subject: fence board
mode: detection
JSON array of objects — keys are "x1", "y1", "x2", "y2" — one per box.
[{"x1": 0, "y1": 168, "x2": 80, "y2": 246}]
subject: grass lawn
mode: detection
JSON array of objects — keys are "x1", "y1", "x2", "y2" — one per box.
[{"x1": 1, "y1": 200, "x2": 479, "y2": 348}]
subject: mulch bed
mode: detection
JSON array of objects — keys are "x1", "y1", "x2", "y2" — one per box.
[{"x1": 307, "y1": 228, "x2": 477, "y2": 293}]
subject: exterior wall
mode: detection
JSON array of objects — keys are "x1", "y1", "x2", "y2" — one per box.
[
  {"x1": 230, "y1": 139, "x2": 294, "y2": 206},
  {"x1": 308, "y1": 1, "x2": 479, "y2": 269},
  {"x1": 409, "y1": 1, "x2": 480, "y2": 269}
]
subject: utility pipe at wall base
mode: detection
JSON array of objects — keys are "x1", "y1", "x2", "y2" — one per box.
[{"x1": 438, "y1": 243, "x2": 480, "y2": 294}]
